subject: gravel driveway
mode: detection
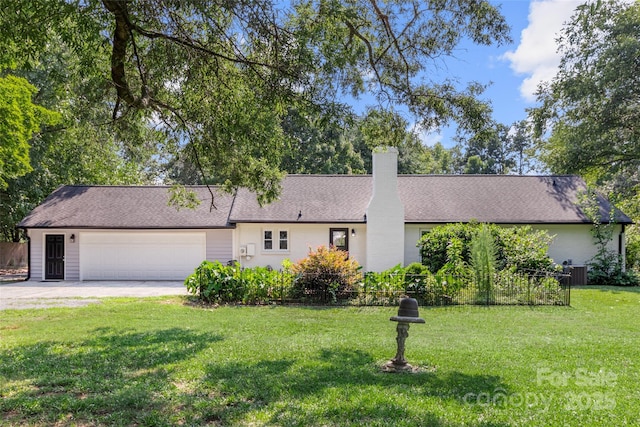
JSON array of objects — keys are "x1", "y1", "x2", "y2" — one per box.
[{"x1": 0, "y1": 280, "x2": 188, "y2": 310}]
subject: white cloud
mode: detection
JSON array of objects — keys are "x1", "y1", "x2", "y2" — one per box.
[
  {"x1": 411, "y1": 121, "x2": 444, "y2": 147},
  {"x1": 502, "y1": 0, "x2": 584, "y2": 102}
]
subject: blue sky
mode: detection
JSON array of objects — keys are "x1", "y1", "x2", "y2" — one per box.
[
  {"x1": 361, "y1": 0, "x2": 586, "y2": 148},
  {"x1": 437, "y1": 0, "x2": 586, "y2": 145}
]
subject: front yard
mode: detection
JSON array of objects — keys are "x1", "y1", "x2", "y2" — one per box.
[{"x1": 1, "y1": 286, "x2": 638, "y2": 426}]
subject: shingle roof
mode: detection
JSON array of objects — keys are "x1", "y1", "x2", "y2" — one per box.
[
  {"x1": 398, "y1": 175, "x2": 631, "y2": 224},
  {"x1": 18, "y1": 175, "x2": 633, "y2": 229},
  {"x1": 231, "y1": 174, "x2": 631, "y2": 225},
  {"x1": 18, "y1": 186, "x2": 235, "y2": 228},
  {"x1": 229, "y1": 175, "x2": 372, "y2": 223}
]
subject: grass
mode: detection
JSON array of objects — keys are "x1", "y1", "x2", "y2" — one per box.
[{"x1": 1, "y1": 287, "x2": 639, "y2": 426}]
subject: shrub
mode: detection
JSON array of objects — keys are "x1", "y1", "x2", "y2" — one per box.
[
  {"x1": 626, "y1": 228, "x2": 640, "y2": 275},
  {"x1": 184, "y1": 261, "x2": 243, "y2": 303},
  {"x1": 357, "y1": 264, "x2": 405, "y2": 306},
  {"x1": 403, "y1": 263, "x2": 453, "y2": 305},
  {"x1": 419, "y1": 222, "x2": 557, "y2": 274},
  {"x1": 403, "y1": 262, "x2": 429, "y2": 299},
  {"x1": 499, "y1": 226, "x2": 556, "y2": 272},
  {"x1": 291, "y1": 246, "x2": 362, "y2": 302},
  {"x1": 185, "y1": 261, "x2": 295, "y2": 304},
  {"x1": 587, "y1": 252, "x2": 639, "y2": 286},
  {"x1": 240, "y1": 266, "x2": 295, "y2": 304},
  {"x1": 354, "y1": 263, "x2": 467, "y2": 306},
  {"x1": 580, "y1": 188, "x2": 639, "y2": 286},
  {"x1": 419, "y1": 223, "x2": 477, "y2": 273}
]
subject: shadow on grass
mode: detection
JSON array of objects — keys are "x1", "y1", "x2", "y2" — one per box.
[
  {"x1": 0, "y1": 327, "x2": 222, "y2": 426},
  {"x1": 2, "y1": 329, "x2": 510, "y2": 426},
  {"x1": 197, "y1": 347, "x2": 510, "y2": 426}
]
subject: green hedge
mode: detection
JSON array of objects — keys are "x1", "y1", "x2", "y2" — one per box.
[
  {"x1": 419, "y1": 222, "x2": 556, "y2": 273},
  {"x1": 184, "y1": 261, "x2": 294, "y2": 304},
  {"x1": 185, "y1": 261, "x2": 568, "y2": 306}
]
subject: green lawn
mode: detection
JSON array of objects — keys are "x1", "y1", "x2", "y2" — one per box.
[{"x1": 1, "y1": 287, "x2": 639, "y2": 426}]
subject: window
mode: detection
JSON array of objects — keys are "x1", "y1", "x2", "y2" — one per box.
[
  {"x1": 263, "y1": 229, "x2": 289, "y2": 252},
  {"x1": 264, "y1": 230, "x2": 273, "y2": 250},
  {"x1": 279, "y1": 230, "x2": 288, "y2": 250},
  {"x1": 330, "y1": 228, "x2": 349, "y2": 252}
]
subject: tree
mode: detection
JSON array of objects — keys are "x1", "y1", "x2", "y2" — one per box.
[
  {"x1": 463, "y1": 155, "x2": 486, "y2": 174},
  {"x1": 0, "y1": 35, "x2": 157, "y2": 241},
  {"x1": 531, "y1": 0, "x2": 640, "y2": 271},
  {"x1": 355, "y1": 108, "x2": 459, "y2": 174},
  {"x1": 0, "y1": 75, "x2": 59, "y2": 188},
  {"x1": 279, "y1": 107, "x2": 365, "y2": 174},
  {"x1": 0, "y1": 133, "x2": 147, "y2": 241},
  {"x1": 428, "y1": 142, "x2": 458, "y2": 174},
  {"x1": 532, "y1": 0, "x2": 639, "y2": 181},
  {"x1": 359, "y1": 108, "x2": 430, "y2": 174},
  {"x1": 453, "y1": 119, "x2": 539, "y2": 175},
  {"x1": 579, "y1": 188, "x2": 638, "y2": 285},
  {"x1": 2, "y1": 0, "x2": 510, "y2": 204},
  {"x1": 455, "y1": 121, "x2": 515, "y2": 174},
  {"x1": 509, "y1": 120, "x2": 537, "y2": 175}
]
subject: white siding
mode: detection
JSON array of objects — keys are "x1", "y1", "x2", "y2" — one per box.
[
  {"x1": 404, "y1": 224, "x2": 429, "y2": 266},
  {"x1": 531, "y1": 224, "x2": 623, "y2": 267},
  {"x1": 206, "y1": 229, "x2": 234, "y2": 264},
  {"x1": 28, "y1": 230, "x2": 44, "y2": 281},
  {"x1": 25, "y1": 222, "x2": 624, "y2": 280},
  {"x1": 25, "y1": 229, "x2": 79, "y2": 281},
  {"x1": 26, "y1": 228, "x2": 236, "y2": 281},
  {"x1": 235, "y1": 223, "x2": 367, "y2": 270},
  {"x1": 66, "y1": 232, "x2": 80, "y2": 281}
]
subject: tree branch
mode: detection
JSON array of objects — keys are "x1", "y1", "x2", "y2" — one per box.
[{"x1": 102, "y1": 0, "x2": 137, "y2": 109}]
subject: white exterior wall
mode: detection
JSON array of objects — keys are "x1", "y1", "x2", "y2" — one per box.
[
  {"x1": 404, "y1": 223, "x2": 625, "y2": 269},
  {"x1": 531, "y1": 224, "x2": 623, "y2": 266},
  {"x1": 404, "y1": 224, "x2": 428, "y2": 266},
  {"x1": 26, "y1": 229, "x2": 78, "y2": 281},
  {"x1": 366, "y1": 147, "x2": 405, "y2": 271},
  {"x1": 206, "y1": 229, "x2": 234, "y2": 264},
  {"x1": 28, "y1": 230, "x2": 43, "y2": 280},
  {"x1": 26, "y1": 228, "x2": 233, "y2": 281},
  {"x1": 234, "y1": 223, "x2": 366, "y2": 270}
]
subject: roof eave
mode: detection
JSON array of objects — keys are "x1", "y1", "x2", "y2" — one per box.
[
  {"x1": 18, "y1": 225, "x2": 236, "y2": 230},
  {"x1": 229, "y1": 219, "x2": 367, "y2": 224}
]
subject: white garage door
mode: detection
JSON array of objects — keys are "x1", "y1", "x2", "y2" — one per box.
[{"x1": 80, "y1": 232, "x2": 206, "y2": 280}]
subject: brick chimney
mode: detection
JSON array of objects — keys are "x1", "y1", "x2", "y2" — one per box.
[{"x1": 366, "y1": 147, "x2": 405, "y2": 271}]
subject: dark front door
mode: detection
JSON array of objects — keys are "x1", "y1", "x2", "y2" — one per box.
[{"x1": 45, "y1": 234, "x2": 65, "y2": 280}]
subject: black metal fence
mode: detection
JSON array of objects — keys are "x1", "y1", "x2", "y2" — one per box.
[
  {"x1": 190, "y1": 268, "x2": 571, "y2": 307},
  {"x1": 283, "y1": 271, "x2": 570, "y2": 306}
]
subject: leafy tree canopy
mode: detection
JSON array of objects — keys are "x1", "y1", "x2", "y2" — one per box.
[
  {"x1": 530, "y1": 0, "x2": 639, "y2": 271},
  {"x1": 454, "y1": 119, "x2": 537, "y2": 175},
  {"x1": 0, "y1": 74, "x2": 59, "y2": 188},
  {"x1": 280, "y1": 107, "x2": 365, "y2": 175},
  {"x1": 2, "y1": 0, "x2": 510, "y2": 204},
  {"x1": 0, "y1": 33, "x2": 155, "y2": 241},
  {"x1": 531, "y1": 0, "x2": 639, "y2": 187}
]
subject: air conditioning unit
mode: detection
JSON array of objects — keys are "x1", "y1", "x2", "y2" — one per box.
[
  {"x1": 239, "y1": 246, "x2": 247, "y2": 256},
  {"x1": 246, "y1": 243, "x2": 256, "y2": 257}
]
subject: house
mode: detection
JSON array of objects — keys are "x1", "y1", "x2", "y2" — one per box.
[{"x1": 18, "y1": 148, "x2": 632, "y2": 282}]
